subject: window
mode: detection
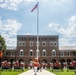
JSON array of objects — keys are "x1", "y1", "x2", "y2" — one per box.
[
  {"x1": 66, "y1": 52, "x2": 70, "y2": 56},
  {"x1": 42, "y1": 49, "x2": 46, "y2": 56},
  {"x1": 50, "y1": 42, "x2": 57, "y2": 46},
  {"x1": 11, "y1": 52, "x2": 15, "y2": 56},
  {"x1": 18, "y1": 41, "x2": 25, "y2": 46},
  {"x1": 53, "y1": 38, "x2": 55, "y2": 40},
  {"x1": 42, "y1": 38, "x2": 43, "y2": 40},
  {"x1": 42, "y1": 42, "x2": 46, "y2": 46},
  {"x1": 32, "y1": 38, "x2": 34, "y2": 40},
  {"x1": 50, "y1": 42, "x2": 53, "y2": 46},
  {"x1": 20, "y1": 49, "x2": 24, "y2": 56},
  {"x1": 30, "y1": 49, "x2": 33, "y2": 56},
  {"x1": 19, "y1": 41, "x2": 21, "y2": 46},
  {"x1": 5, "y1": 52, "x2": 9, "y2": 56},
  {"x1": 54, "y1": 42, "x2": 57, "y2": 46},
  {"x1": 44, "y1": 38, "x2": 46, "y2": 40},
  {"x1": 50, "y1": 38, "x2": 52, "y2": 41},
  {"x1": 39, "y1": 38, "x2": 40, "y2": 41},
  {"x1": 22, "y1": 42, "x2": 25, "y2": 46},
  {"x1": 41, "y1": 38, "x2": 46, "y2": 41},
  {"x1": 60, "y1": 52, "x2": 64, "y2": 56},
  {"x1": 30, "y1": 41, "x2": 33, "y2": 46},
  {"x1": 52, "y1": 49, "x2": 56, "y2": 56}
]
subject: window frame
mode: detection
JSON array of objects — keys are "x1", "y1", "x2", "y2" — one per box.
[
  {"x1": 18, "y1": 41, "x2": 25, "y2": 46},
  {"x1": 60, "y1": 51, "x2": 64, "y2": 56},
  {"x1": 66, "y1": 51, "x2": 70, "y2": 56},
  {"x1": 30, "y1": 41, "x2": 33, "y2": 46},
  {"x1": 20, "y1": 49, "x2": 24, "y2": 56},
  {"x1": 11, "y1": 51, "x2": 15, "y2": 56},
  {"x1": 42, "y1": 42, "x2": 46, "y2": 47},
  {"x1": 42, "y1": 49, "x2": 46, "y2": 56},
  {"x1": 30, "y1": 49, "x2": 33, "y2": 56},
  {"x1": 52, "y1": 49, "x2": 56, "y2": 56}
]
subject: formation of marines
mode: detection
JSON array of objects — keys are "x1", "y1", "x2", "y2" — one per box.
[
  {"x1": 1, "y1": 60, "x2": 25, "y2": 71},
  {"x1": 0, "y1": 51, "x2": 76, "y2": 73}
]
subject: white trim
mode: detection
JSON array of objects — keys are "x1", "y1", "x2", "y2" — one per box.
[
  {"x1": 50, "y1": 41, "x2": 57, "y2": 46},
  {"x1": 30, "y1": 41, "x2": 33, "y2": 46},
  {"x1": 18, "y1": 41, "x2": 25, "y2": 46},
  {"x1": 30, "y1": 49, "x2": 33, "y2": 51},
  {"x1": 42, "y1": 41, "x2": 46, "y2": 46}
]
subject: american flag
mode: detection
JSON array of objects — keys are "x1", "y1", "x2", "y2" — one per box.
[{"x1": 31, "y1": 3, "x2": 38, "y2": 12}]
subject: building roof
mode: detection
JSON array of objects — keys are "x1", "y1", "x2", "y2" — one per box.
[
  {"x1": 17, "y1": 35, "x2": 59, "y2": 38},
  {"x1": 59, "y1": 46, "x2": 76, "y2": 51},
  {"x1": 7, "y1": 46, "x2": 16, "y2": 50}
]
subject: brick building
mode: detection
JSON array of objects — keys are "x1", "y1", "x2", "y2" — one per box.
[
  {"x1": 59, "y1": 46, "x2": 76, "y2": 64},
  {"x1": 3, "y1": 35, "x2": 76, "y2": 66}
]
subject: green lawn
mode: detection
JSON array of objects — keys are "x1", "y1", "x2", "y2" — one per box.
[
  {"x1": 47, "y1": 69, "x2": 75, "y2": 75},
  {"x1": 0, "y1": 69, "x2": 76, "y2": 75},
  {"x1": 0, "y1": 69, "x2": 28, "y2": 75}
]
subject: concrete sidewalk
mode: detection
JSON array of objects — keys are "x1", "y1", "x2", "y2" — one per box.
[{"x1": 18, "y1": 69, "x2": 56, "y2": 75}]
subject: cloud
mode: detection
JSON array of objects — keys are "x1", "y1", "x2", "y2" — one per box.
[
  {"x1": 48, "y1": 15, "x2": 76, "y2": 46},
  {"x1": 0, "y1": 0, "x2": 35, "y2": 10},
  {"x1": 0, "y1": 0, "x2": 73, "y2": 11},
  {"x1": 54, "y1": 0, "x2": 73, "y2": 5},
  {"x1": 0, "y1": 18, "x2": 21, "y2": 46},
  {"x1": 0, "y1": 0, "x2": 21, "y2": 10},
  {"x1": 26, "y1": 33, "x2": 31, "y2": 35},
  {"x1": 69, "y1": 16, "x2": 76, "y2": 25},
  {"x1": 24, "y1": 0, "x2": 35, "y2": 3},
  {"x1": 48, "y1": 23, "x2": 59, "y2": 30},
  {"x1": 59, "y1": 37, "x2": 74, "y2": 46}
]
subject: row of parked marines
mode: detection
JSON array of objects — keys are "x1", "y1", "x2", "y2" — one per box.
[{"x1": 1, "y1": 60, "x2": 76, "y2": 71}]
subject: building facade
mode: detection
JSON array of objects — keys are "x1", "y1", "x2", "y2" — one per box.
[
  {"x1": 59, "y1": 46, "x2": 76, "y2": 64},
  {"x1": 3, "y1": 35, "x2": 76, "y2": 66}
]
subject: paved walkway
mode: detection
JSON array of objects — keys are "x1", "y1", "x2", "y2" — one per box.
[{"x1": 18, "y1": 69, "x2": 56, "y2": 75}]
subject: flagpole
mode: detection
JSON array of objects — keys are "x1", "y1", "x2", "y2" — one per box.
[
  {"x1": 37, "y1": 2, "x2": 39, "y2": 60},
  {"x1": 31, "y1": 2, "x2": 39, "y2": 60}
]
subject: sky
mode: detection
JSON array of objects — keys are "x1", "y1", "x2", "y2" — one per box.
[{"x1": 0, "y1": 0, "x2": 76, "y2": 47}]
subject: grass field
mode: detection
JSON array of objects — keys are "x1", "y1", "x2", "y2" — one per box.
[
  {"x1": 0, "y1": 69, "x2": 28, "y2": 75},
  {"x1": 47, "y1": 69, "x2": 75, "y2": 75},
  {"x1": 0, "y1": 69, "x2": 76, "y2": 75}
]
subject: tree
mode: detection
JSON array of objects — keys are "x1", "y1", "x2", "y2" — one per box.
[
  {"x1": 0, "y1": 35, "x2": 6, "y2": 52},
  {"x1": 73, "y1": 50, "x2": 76, "y2": 56},
  {"x1": 0, "y1": 35, "x2": 6, "y2": 67}
]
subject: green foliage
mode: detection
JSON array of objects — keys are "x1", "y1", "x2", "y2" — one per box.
[
  {"x1": 1, "y1": 69, "x2": 28, "y2": 75},
  {"x1": 47, "y1": 69, "x2": 75, "y2": 75},
  {"x1": 0, "y1": 35, "x2": 6, "y2": 51},
  {"x1": 73, "y1": 50, "x2": 76, "y2": 56}
]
